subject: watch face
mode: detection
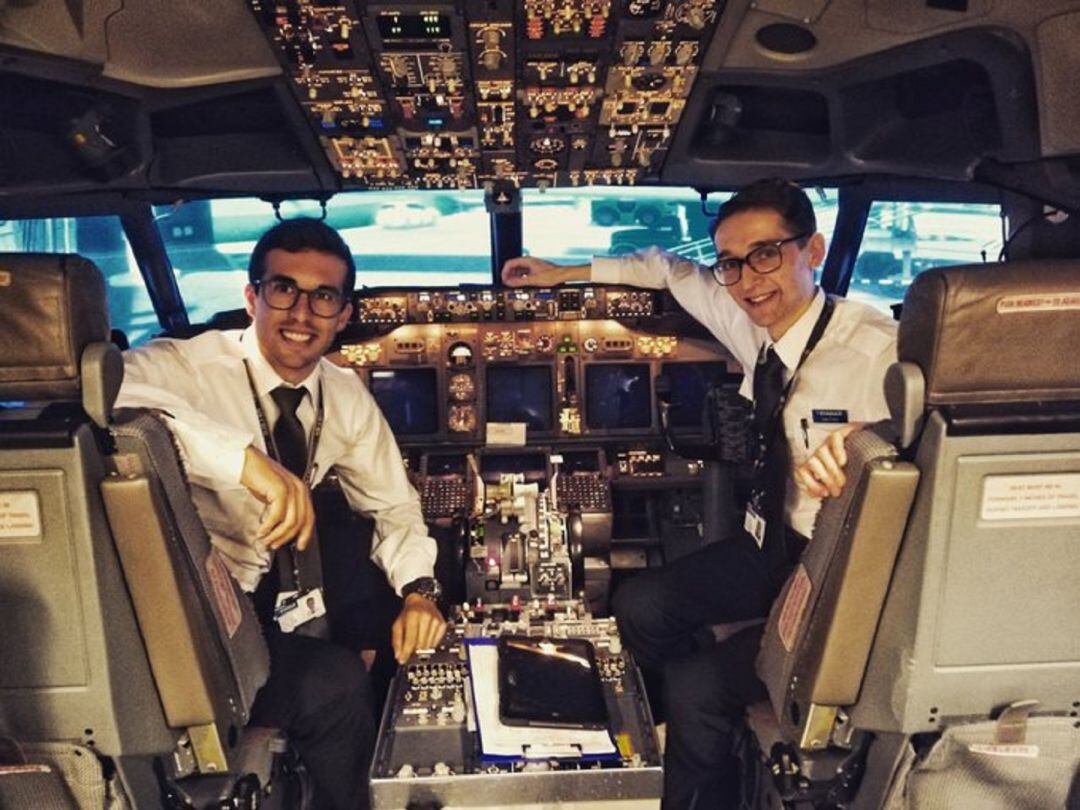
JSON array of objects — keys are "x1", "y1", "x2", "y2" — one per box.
[{"x1": 407, "y1": 577, "x2": 441, "y2": 599}]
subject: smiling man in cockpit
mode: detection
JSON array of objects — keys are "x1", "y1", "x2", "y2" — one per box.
[
  {"x1": 119, "y1": 218, "x2": 446, "y2": 810},
  {"x1": 503, "y1": 178, "x2": 898, "y2": 808}
]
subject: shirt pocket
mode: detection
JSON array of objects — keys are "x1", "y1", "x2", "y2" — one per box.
[{"x1": 790, "y1": 410, "x2": 851, "y2": 465}]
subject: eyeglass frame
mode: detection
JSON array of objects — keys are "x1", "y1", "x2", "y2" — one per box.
[
  {"x1": 253, "y1": 276, "x2": 350, "y2": 318},
  {"x1": 708, "y1": 232, "x2": 812, "y2": 287}
]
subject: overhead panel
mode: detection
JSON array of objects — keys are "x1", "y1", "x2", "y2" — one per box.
[{"x1": 246, "y1": 0, "x2": 724, "y2": 190}]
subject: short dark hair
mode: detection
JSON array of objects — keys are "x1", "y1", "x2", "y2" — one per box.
[
  {"x1": 708, "y1": 178, "x2": 817, "y2": 243},
  {"x1": 248, "y1": 217, "x2": 356, "y2": 293}
]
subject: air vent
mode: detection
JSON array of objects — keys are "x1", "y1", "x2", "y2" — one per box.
[{"x1": 755, "y1": 23, "x2": 817, "y2": 56}]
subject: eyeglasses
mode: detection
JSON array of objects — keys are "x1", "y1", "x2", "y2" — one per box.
[
  {"x1": 708, "y1": 233, "x2": 810, "y2": 286},
  {"x1": 255, "y1": 277, "x2": 348, "y2": 318}
]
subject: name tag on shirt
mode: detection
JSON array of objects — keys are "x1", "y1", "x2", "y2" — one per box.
[
  {"x1": 275, "y1": 587, "x2": 327, "y2": 633},
  {"x1": 812, "y1": 409, "x2": 849, "y2": 424}
]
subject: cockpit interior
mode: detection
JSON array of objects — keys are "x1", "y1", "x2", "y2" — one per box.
[{"x1": 1, "y1": 1, "x2": 1079, "y2": 808}]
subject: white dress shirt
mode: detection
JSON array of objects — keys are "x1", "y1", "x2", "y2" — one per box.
[
  {"x1": 118, "y1": 325, "x2": 437, "y2": 593},
  {"x1": 593, "y1": 247, "x2": 898, "y2": 537}
]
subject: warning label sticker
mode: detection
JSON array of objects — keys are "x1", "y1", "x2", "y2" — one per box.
[
  {"x1": 996, "y1": 292, "x2": 1080, "y2": 313},
  {"x1": 778, "y1": 564, "x2": 812, "y2": 653},
  {"x1": 969, "y1": 743, "x2": 1040, "y2": 758},
  {"x1": 981, "y1": 474, "x2": 1080, "y2": 521},
  {"x1": 0, "y1": 764, "x2": 53, "y2": 775},
  {"x1": 206, "y1": 549, "x2": 243, "y2": 638},
  {"x1": 0, "y1": 491, "x2": 42, "y2": 540}
]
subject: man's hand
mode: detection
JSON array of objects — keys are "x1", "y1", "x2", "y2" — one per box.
[
  {"x1": 240, "y1": 445, "x2": 315, "y2": 551},
  {"x1": 392, "y1": 594, "x2": 448, "y2": 664},
  {"x1": 501, "y1": 257, "x2": 589, "y2": 287},
  {"x1": 794, "y1": 424, "x2": 861, "y2": 499}
]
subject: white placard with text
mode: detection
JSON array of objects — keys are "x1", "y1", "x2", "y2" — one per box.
[
  {"x1": 981, "y1": 473, "x2": 1080, "y2": 521},
  {"x1": 0, "y1": 491, "x2": 42, "y2": 539}
]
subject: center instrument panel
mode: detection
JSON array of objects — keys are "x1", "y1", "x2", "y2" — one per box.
[
  {"x1": 354, "y1": 287, "x2": 738, "y2": 806},
  {"x1": 332, "y1": 283, "x2": 740, "y2": 447},
  {"x1": 245, "y1": 0, "x2": 724, "y2": 189},
  {"x1": 371, "y1": 440, "x2": 661, "y2": 808}
]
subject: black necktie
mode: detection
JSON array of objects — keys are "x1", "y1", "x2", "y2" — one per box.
[
  {"x1": 752, "y1": 346, "x2": 785, "y2": 437},
  {"x1": 270, "y1": 386, "x2": 308, "y2": 477},
  {"x1": 253, "y1": 385, "x2": 308, "y2": 626},
  {"x1": 749, "y1": 347, "x2": 793, "y2": 577}
]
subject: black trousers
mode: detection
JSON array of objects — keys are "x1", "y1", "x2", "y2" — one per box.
[
  {"x1": 249, "y1": 629, "x2": 376, "y2": 810},
  {"x1": 612, "y1": 532, "x2": 788, "y2": 810}
]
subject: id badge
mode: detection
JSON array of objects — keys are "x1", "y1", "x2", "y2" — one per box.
[
  {"x1": 274, "y1": 587, "x2": 327, "y2": 633},
  {"x1": 744, "y1": 506, "x2": 767, "y2": 549}
]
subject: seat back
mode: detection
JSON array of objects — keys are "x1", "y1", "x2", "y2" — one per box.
[
  {"x1": 0, "y1": 253, "x2": 269, "y2": 794},
  {"x1": 851, "y1": 260, "x2": 1080, "y2": 733},
  {"x1": 103, "y1": 408, "x2": 270, "y2": 771},
  {"x1": 0, "y1": 253, "x2": 169, "y2": 759},
  {"x1": 756, "y1": 425, "x2": 919, "y2": 750}
]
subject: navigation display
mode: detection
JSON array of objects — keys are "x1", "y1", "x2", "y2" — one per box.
[
  {"x1": 661, "y1": 362, "x2": 737, "y2": 430},
  {"x1": 585, "y1": 363, "x2": 652, "y2": 430},
  {"x1": 369, "y1": 368, "x2": 438, "y2": 435},
  {"x1": 486, "y1": 365, "x2": 553, "y2": 431}
]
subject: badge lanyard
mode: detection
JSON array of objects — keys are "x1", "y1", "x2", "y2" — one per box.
[
  {"x1": 243, "y1": 359, "x2": 325, "y2": 591},
  {"x1": 749, "y1": 295, "x2": 836, "y2": 514}
]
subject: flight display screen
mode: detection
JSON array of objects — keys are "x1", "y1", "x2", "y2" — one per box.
[
  {"x1": 479, "y1": 450, "x2": 548, "y2": 482},
  {"x1": 660, "y1": 361, "x2": 737, "y2": 429},
  {"x1": 369, "y1": 368, "x2": 438, "y2": 435},
  {"x1": 486, "y1": 365, "x2": 553, "y2": 431},
  {"x1": 585, "y1": 363, "x2": 652, "y2": 430},
  {"x1": 376, "y1": 11, "x2": 451, "y2": 47},
  {"x1": 557, "y1": 449, "x2": 602, "y2": 473},
  {"x1": 425, "y1": 452, "x2": 468, "y2": 476}
]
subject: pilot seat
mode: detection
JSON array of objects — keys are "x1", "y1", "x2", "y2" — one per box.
[
  {"x1": 744, "y1": 260, "x2": 1080, "y2": 809},
  {"x1": 0, "y1": 253, "x2": 305, "y2": 808}
]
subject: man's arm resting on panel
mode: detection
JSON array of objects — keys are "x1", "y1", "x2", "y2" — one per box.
[
  {"x1": 502, "y1": 249, "x2": 741, "y2": 353},
  {"x1": 333, "y1": 391, "x2": 447, "y2": 661},
  {"x1": 501, "y1": 256, "x2": 590, "y2": 286},
  {"x1": 392, "y1": 593, "x2": 448, "y2": 664}
]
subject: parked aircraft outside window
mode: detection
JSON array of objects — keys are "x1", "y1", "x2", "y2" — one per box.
[{"x1": 849, "y1": 201, "x2": 1005, "y2": 312}]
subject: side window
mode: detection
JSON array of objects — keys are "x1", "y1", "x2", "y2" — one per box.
[
  {"x1": 849, "y1": 202, "x2": 1005, "y2": 313},
  {"x1": 0, "y1": 216, "x2": 155, "y2": 345}
]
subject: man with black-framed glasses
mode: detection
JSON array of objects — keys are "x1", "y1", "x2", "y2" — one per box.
[
  {"x1": 502, "y1": 178, "x2": 897, "y2": 808},
  {"x1": 119, "y1": 218, "x2": 445, "y2": 810}
]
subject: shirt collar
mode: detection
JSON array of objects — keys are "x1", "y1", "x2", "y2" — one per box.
[
  {"x1": 239, "y1": 324, "x2": 322, "y2": 400},
  {"x1": 766, "y1": 288, "x2": 826, "y2": 371}
]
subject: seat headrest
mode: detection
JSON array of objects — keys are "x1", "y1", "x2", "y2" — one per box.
[
  {"x1": 899, "y1": 260, "x2": 1080, "y2": 406},
  {"x1": 0, "y1": 253, "x2": 112, "y2": 402}
]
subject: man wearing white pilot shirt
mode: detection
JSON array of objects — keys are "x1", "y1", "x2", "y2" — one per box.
[
  {"x1": 590, "y1": 244, "x2": 897, "y2": 537},
  {"x1": 121, "y1": 324, "x2": 436, "y2": 596},
  {"x1": 118, "y1": 218, "x2": 446, "y2": 810},
  {"x1": 502, "y1": 179, "x2": 897, "y2": 808}
]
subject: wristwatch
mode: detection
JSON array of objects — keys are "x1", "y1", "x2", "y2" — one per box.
[{"x1": 401, "y1": 576, "x2": 443, "y2": 603}]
